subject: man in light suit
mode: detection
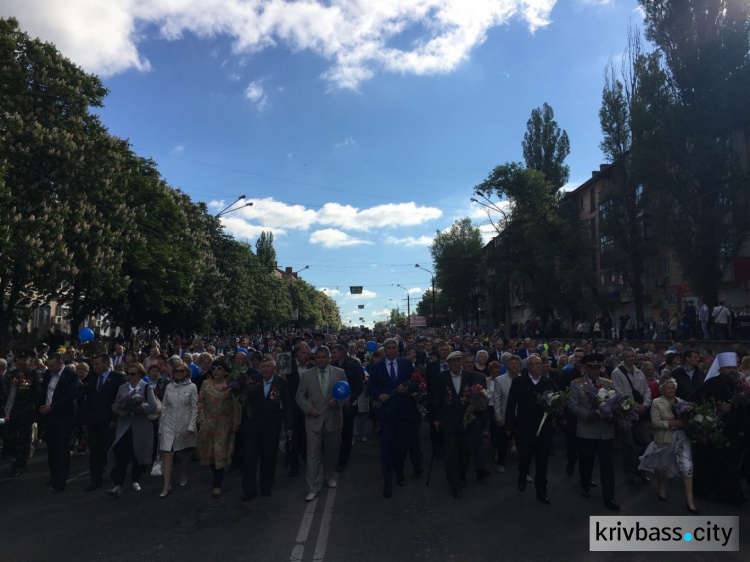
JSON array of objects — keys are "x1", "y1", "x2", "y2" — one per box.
[
  {"x1": 368, "y1": 338, "x2": 417, "y2": 498},
  {"x1": 295, "y1": 346, "x2": 346, "y2": 501}
]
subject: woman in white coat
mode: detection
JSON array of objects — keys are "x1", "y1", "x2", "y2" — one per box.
[{"x1": 158, "y1": 362, "x2": 198, "y2": 497}]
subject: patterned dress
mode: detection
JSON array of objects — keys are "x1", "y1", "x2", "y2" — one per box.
[{"x1": 197, "y1": 379, "x2": 241, "y2": 468}]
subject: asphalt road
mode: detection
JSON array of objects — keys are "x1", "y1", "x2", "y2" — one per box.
[{"x1": 1, "y1": 427, "x2": 747, "y2": 562}]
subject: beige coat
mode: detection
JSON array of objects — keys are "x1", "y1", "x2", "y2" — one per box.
[
  {"x1": 650, "y1": 396, "x2": 680, "y2": 444},
  {"x1": 159, "y1": 379, "x2": 198, "y2": 452}
]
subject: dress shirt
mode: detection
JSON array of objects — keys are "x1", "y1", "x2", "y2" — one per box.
[
  {"x1": 97, "y1": 369, "x2": 112, "y2": 392},
  {"x1": 263, "y1": 376, "x2": 273, "y2": 398},
  {"x1": 451, "y1": 373, "x2": 462, "y2": 394},
  {"x1": 46, "y1": 367, "x2": 65, "y2": 405},
  {"x1": 529, "y1": 374, "x2": 541, "y2": 386},
  {"x1": 318, "y1": 367, "x2": 329, "y2": 395}
]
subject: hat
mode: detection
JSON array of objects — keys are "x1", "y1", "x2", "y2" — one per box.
[
  {"x1": 15, "y1": 348, "x2": 35, "y2": 359},
  {"x1": 580, "y1": 352, "x2": 605, "y2": 367},
  {"x1": 446, "y1": 351, "x2": 463, "y2": 362},
  {"x1": 704, "y1": 351, "x2": 737, "y2": 383}
]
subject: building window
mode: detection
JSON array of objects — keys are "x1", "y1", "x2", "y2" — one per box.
[
  {"x1": 600, "y1": 234, "x2": 614, "y2": 250},
  {"x1": 661, "y1": 257, "x2": 670, "y2": 277},
  {"x1": 590, "y1": 189, "x2": 596, "y2": 212}
]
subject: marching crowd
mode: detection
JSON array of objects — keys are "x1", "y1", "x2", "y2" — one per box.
[{"x1": 1, "y1": 331, "x2": 749, "y2": 515}]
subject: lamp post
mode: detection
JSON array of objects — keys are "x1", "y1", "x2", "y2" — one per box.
[
  {"x1": 415, "y1": 264, "x2": 435, "y2": 330},
  {"x1": 216, "y1": 195, "x2": 254, "y2": 218},
  {"x1": 394, "y1": 284, "x2": 412, "y2": 328}
]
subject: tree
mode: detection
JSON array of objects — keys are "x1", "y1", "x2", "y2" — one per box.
[
  {"x1": 256, "y1": 231, "x2": 277, "y2": 273},
  {"x1": 430, "y1": 218, "x2": 484, "y2": 323},
  {"x1": 522, "y1": 103, "x2": 571, "y2": 192},
  {"x1": 633, "y1": 0, "x2": 750, "y2": 303}
]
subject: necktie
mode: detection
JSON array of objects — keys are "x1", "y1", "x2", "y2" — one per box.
[
  {"x1": 319, "y1": 368, "x2": 328, "y2": 395},
  {"x1": 97, "y1": 376, "x2": 104, "y2": 392},
  {"x1": 389, "y1": 361, "x2": 396, "y2": 384}
]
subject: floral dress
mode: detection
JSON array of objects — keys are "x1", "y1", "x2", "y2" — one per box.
[{"x1": 197, "y1": 379, "x2": 241, "y2": 468}]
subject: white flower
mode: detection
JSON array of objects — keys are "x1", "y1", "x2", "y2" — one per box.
[
  {"x1": 621, "y1": 402, "x2": 630, "y2": 411},
  {"x1": 694, "y1": 414, "x2": 704, "y2": 423}
]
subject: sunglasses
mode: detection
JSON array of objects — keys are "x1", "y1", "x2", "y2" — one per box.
[{"x1": 126, "y1": 372, "x2": 139, "y2": 377}]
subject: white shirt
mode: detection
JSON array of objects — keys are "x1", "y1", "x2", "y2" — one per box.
[
  {"x1": 46, "y1": 366, "x2": 65, "y2": 406},
  {"x1": 451, "y1": 372, "x2": 462, "y2": 394},
  {"x1": 713, "y1": 306, "x2": 731, "y2": 325},
  {"x1": 529, "y1": 374, "x2": 541, "y2": 386}
]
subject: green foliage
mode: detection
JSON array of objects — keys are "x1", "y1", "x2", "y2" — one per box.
[
  {"x1": 522, "y1": 103, "x2": 571, "y2": 191},
  {"x1": 256, "y1": 231, "x2": 277, "y2": 273}
]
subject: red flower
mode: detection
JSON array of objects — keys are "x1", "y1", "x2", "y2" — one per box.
[
  {"x1": 596, "y1": 383, "x2": 603, "y2": 389},
  {"x1": 221, "y1": 386, "x2": 228, "y2": 391}
]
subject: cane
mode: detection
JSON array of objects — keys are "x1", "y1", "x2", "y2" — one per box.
[{"x1": 425, "y1": 446, "x2": 435, "y2": 487}]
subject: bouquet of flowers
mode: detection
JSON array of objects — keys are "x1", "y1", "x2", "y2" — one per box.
[
  {"x1": 116, "y1": 390, "x2": 144, "y2": 416},
  {"x1": 731, "y1": 381, "x2": 750, "y2": 409},
  {"x1": 535, "y1": 390, "x2": 569, "y2": 436},
  {"x1": 592, "y1": 386, "x2": 638, "y2": 428},
  {"x1": 226, "y1": 371, "x2": 263, "y2": 417},
  {"x1": 671, "y1": 400, "x2": 695, "y2": 422},
  {"x1": 374, "y1": 372, "x2": 427, "y2": 409},
  {"x1": 682, "y1": 400, "x2": 727, "y2": 447},
  {"x1": 461, "y1": 384, "x2": 491, "y2": 428}
]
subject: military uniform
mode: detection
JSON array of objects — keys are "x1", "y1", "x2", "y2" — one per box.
[
  {"x1": 3, "y1": 368, "x2": 41, "y2": 475},
  {"x1": 568, "y1": 355, "x2": 620, "y2": 510}
]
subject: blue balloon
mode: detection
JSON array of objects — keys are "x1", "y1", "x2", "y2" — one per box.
[
  {"x1": 332, "y1": 380, "x2": 351, "y2": 400},
  {"x1": 79, "y1": 328, "x2": 95, "y2": 342},
  {"x1": 500, "y1": 365, "x2": 507, "y2": 375},
  {"x1": 366, "y1": 341, "x2": 377, "y2": 352},
  {"x1": 563, "y1": 364, "x2": 573, "y2": 371},
  {"x1": 236, "y1": 348, "x2": 248, "y2": 355}
]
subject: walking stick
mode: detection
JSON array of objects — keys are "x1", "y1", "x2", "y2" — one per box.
[{"x1": 425, "y1": 446, "x2": 435, "y2": 487}]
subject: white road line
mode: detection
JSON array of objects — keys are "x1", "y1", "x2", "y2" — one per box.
[
  {"x1": 312, "y1": 487, "x2": 337, "y2": 562},
  {"x1": 290, "y1": 498, "x2": 318, "y2": 562}
]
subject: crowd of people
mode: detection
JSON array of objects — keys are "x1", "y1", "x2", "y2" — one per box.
[{"x1": 1, "y1": 330, "x2": 749, "y2": 515}]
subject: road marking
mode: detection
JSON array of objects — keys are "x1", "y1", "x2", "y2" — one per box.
[
  {"x1": 312, "y1": 487, "x2": 337, "y2": 562},
  {"x1": 290, "y1": 497, "x2": 318, "y2": 561}
]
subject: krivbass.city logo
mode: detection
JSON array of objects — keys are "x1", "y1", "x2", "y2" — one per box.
[{"x1": 590, "y1": 516, "x2": 739, "y2": 551}]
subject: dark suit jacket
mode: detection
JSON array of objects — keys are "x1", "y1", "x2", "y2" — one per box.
[
  {"x1": 504, "y1": 375, "x2": 556, "y2": 443},
  {"x1": 335, "y1": 357, "x2": 364, "y2": 416},
  {"x1": 38, "y1": 366, "x2": 79, "y2": 426},
  {"x1": 671, "y1": 366, "x2": 706, "y2": 401},
  {"x1": 367, "y1": 358, "x2": 415, "y2": 425},
  {"x1": 425, "y1": 359, "x2": 449, "y2": 414},
  {"x1": 244, "y1": 374, "x2": 293, "y2": 435},
  {"x1": 432, "y1": 369, "x2": 486, "y2": 432},
  {"x1": 84, "y1": 369, "x2": 126, "y2": 428}
]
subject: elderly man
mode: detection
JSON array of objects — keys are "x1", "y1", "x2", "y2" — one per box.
[{"x1": 611, "y1": 346, "x2": 652, "y2": 485}]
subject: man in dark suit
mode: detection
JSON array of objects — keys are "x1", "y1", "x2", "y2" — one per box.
[
  {"x1": 241, "y1": 356, "x2": 293, "y2": 500},
  {"x1": 432, "y1": 351, "x2": 487, "y2": 499},
  {"x1": 425, "y1": 341, "x2": 452, "y2": 456},
  {"x1": 671, "y1": 349, "x2": 706, "y2": 401},
  {"x1": 83, "y1": 353, "x2": 125, "y2": 491},
  {"x1": 504, "y1": 355, "x2": 556, "y2": 504},
  {"x1": 331, "y1": 344, "x2": 363, "y2": 472},
  {"x1": 110, "y1": 344, "x2": 126, "y2": 368},
  {"x1": 287, "y1": 343, "x2": 311, "y2": 477},
  {"x1": 368, "y1": 338, "x2": 416, "y2": 498},
  {"x1": 38, "y1": 352, "x2": 79, "y2": 492}
]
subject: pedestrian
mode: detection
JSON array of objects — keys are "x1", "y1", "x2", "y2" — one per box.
[{"x1": 3, "y1": 349, "x2": 41, "y2": 478}]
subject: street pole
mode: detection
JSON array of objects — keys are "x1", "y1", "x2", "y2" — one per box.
[{"x1": 395, "y1": 284, "x2": 412, "y2": 328}]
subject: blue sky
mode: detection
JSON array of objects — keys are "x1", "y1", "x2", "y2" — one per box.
[{"x1": 6, "y1": 0, "x2": 644, "y2": 327}]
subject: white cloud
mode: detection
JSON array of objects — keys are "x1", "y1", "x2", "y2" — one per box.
[
  {"x1": 220, "y1": 216, "x2": 287, "y2": 240},
  {"x1": 343, "y1": 289, "x2": 378, "y2": 300},
  {"x1": 385, "y1": 235, "x2": 433, "y2": 247},
  {"x1": 171, "y1": 144, "x2": 184, "y2": 155},
  {"x1": 309, "y1": 228, "x2": 374, "y2": 248},
  {"x1": 371, "y1": 307, "x2": 392, "y2": 318},
  {"x1": 245, "y1": 79, "x2": 269, "y2": 111},
  {"x1": 8, "y1": 0, "x2": 558, "y2": 89},
  {"x1": 318, "y1": 287, "x2": 341, "y2": 296},
  {"x1": 316, "y1": 202, "x2": 442, "y2": 231},
  {"x1": 335, "y1": 136, "x2": 356, "y2": 149},
  {"x1": 408, "y1": 287, "x2": 423, "y2": 295}
]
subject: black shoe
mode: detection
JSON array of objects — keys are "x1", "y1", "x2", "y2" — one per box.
[
  {"x1": 686, "y1": 504, "x2": 698, "y2": 515},
  {"x1": 580, "y1": 488, "x2": 591, "y2": 498},
  {"x1": 638, "y1": 473, "x2": 651, "y2": 484},
  {"x1": 565, "y1": 463, "x2": 575, "y2": 477},
  {"x1": 240, "y1": 491, "x2": 258, "y2": 502},
  {"x1": 336, "y1": 465, "x2": 345, "y2": 473},
  {"x1": 51, "y1": 484, "x2": 65, "y2": 492},
  {"x1": 518, "y1": 479, "x2": 527, "y2": 492},
  {"x1": 657, "y1": 493, "x2": 668, "y2": 503},
  {"x1": 11, "y1": 469, "x2": 23, "y2": 478},
  {"x1": 604, "y1": 500, "x2": 621, "y2": 511},
  {"x1": 536, "y1": 494, "x2": 551, "y2": 505},
  {"x1": 460, "y1": 478, "x2": 467, "y2": 490},
  {"x1": 85, "y1": 482, "x2": 102, "y2": 492},
  {"x1": 589, "y1": 480, "x2": 598, "y2": 488},
  {"x1": 383, "y1": 487, "x2": 392, "y2": 498},
  {"x1": 289, "y1": 467, "x2": 299, "y2": 477},
  {"x1": 452, "y1": 489, "x2": 463, "y2": 499}
]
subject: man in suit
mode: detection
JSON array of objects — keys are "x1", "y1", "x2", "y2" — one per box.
[
  {"x1": 83, "y1": 353, "x2": 125, "y2": 491},
  {"x1": 490, "y1": 338, "x2": 505, "y2": 364},
  {"x1": 296, "y1": 346, "x2": 346, "y2": 501},
  {"x1": 368, "y1": 338, "x2": 417, "y2": 498},
  {"x1": 110, "y1": 344, "x2": 126, "y2": 368},
  {"x1": 331, "y1": 344, "x2": 363, "y2": 473},
  {"x1": 287, "y1": 343, "x2": 311, "y2": 477},
  {"x1": 560, "y1": 347, "x2": 584, "y2": 476},
  {"x1": 38, "y1": 352, "x2": 79, "y2": 492},
  {"x1": 504, "y1": 355, "x2": 556, "y2": 504},
  {"x1": 432, "y1": 351, "x2": 487, "y2": 499},
  {"x1": 671, "y1": 349, "x2": 706, "y2": 401},
  {"x1": 568, "y1": 353, "x2": 620, "y2": 511},
  {"x1": 241, "y1": 356, "x2": 293, "y2": 500},
  {"x1": 425, "y1": 341, "x2": 452, "y2": 457}
]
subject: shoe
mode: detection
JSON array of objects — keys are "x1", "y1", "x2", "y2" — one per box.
[
  {"x1": 526, "y1": 474, "x2": 533, "y2": 483},
  {"x1": 361, "y1": 436, "x2": 368, "y2": 442},
  {"x1": 565, "y1": 463, "x2": 575, "y2": 477},
  {"x1": 510, "y1": 446, "x2": 517, "y2": 454},
  {"x1": 178, "y1": 478, "x2": 188, "y2": 487},
  {"x1": 396, "y1": 475, "x2": 405, "y2": 486},
  {"x1": 638, "y1": 472, "x2": 651, "y2": 484},
  {"x1": 604, "y1": 500, "x2": 622, "y2": 511},
  {"x1": 383, "y1": 488, "x2": 392, "y2": 498},
  {"x1": 85, "y1": 482, "x2": 102, "y2": 492},
  {"x1": 537, "y1": 494, "x2": 551, "y2": 505},
  {"x1": 497, "y1": 465, "x2": 506, "y2": 474},
  {"x1": 327, "y1": 479, "x2": 337, "y2": 488},
  {"x1": 131, "y1": 482, "x2": 141, "y2": 492},
  {"x1": 518, "y1": 479, "x2": 527, "y2": 492},
  {"x1": 352, "y1": 438, "x2": 356, "y2": 446},
  {"x1": 580, "y1": 488, "x2": 591, "y2": 498},
  {"x1": 212, "y1": 488, "x2": 222, "y2": 499},
  {"x1": 159, "y1": 488, "x2": 171, "y2": 498},
  {"x1": 52, "y1": 485, "x2": 66, "y2": 492},
  {"x1": 11, "y1": 469, "x2": 23, "y2": 478},
  {"x1": 686, "y1": 504, "x2": 698, "y2": 515},
  {"x1": 657, "y1": 493, "x2": 668, "y2": 503},
  {"x1": 107, "y1": 486, "x2": 122, "y2": 498},
  {"x1": 589, "y1": 480, "x2": 598, "y2": 488},
  {"x1": 305, "y1": 492, "x2": 318, "y2": 501},
  {"x1": 452, "y1": 489, "x2": 462, "y2": 499},
  {"x1": 241, "y1": 491, "x2": 258, "y2": 501},
  {"x1": 336, "y1": 465, "x2": 345, "y2": 473}
]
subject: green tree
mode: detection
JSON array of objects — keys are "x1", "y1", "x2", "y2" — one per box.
[
  {"x1": 429, "y1": 218, "x2": 484, "y2": 323},
  {"x1": 256, "y1": 231, "x2": 277, "y2": 273},
  {"x1": 522, "y1": 103, "x2": 571, "y2": 192},
  {"x1": 631, "y1": 0, "x2": 750, "y2": 304}
]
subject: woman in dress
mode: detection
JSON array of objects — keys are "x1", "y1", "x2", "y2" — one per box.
[
  {"x1": 158, "y1": 361, "x2": 198, "y2": 497},
  {"x1": 638, "y1": 375, "x2": 697, "y2": 514},
  {"x1": 197, "y1": 358, "x2": 241, "y2": 498}
]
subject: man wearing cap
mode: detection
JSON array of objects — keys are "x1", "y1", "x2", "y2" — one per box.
[
  {"x1": 433, "y1": 351, "x2": 487, "y2": 499},
  {"x1": 2, "y1": 349, "x2": 41, "y2": 477},
  {"x1": 568, "y1": 352, "x2": 621, "y2": 511},
  {"x1": 691, "y1": 352, "x2": 748, "y2": 505}
]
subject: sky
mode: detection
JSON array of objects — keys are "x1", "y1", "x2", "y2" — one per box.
[{"x1": 5, "y1": 0, "x2": 646, "y2": 327}]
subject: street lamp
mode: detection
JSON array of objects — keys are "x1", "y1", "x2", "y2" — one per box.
[
  {"x1": 394, "y1": 284, "x2": 413, "y2": 328},
  {"x1": 415, "y1": 264, "x2": 435, "y2": 330},
  {"x1": 216, "y1": 194, "x2": 254, "y2": 218},
  {"x1": 293, "y1": 265, "x2": 310, "y2": 276}
]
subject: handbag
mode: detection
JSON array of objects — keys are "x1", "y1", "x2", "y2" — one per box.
[{"x1": 151, "y1": 454, "x2": 163, "y2": 476}]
